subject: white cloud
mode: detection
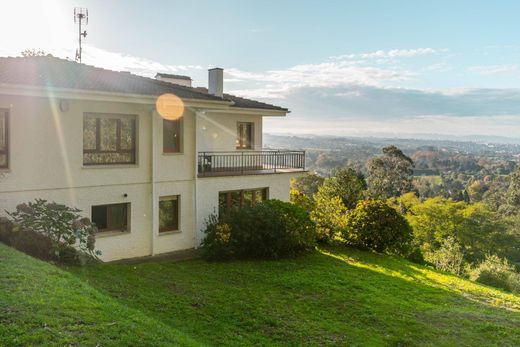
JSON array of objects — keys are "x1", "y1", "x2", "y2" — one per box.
[
  {"x1": 468, "y1": 64, "x2": 518, "y2": 75},
  {"x1": 329, "y1": 48, "x2": 442, "y2": 61}
]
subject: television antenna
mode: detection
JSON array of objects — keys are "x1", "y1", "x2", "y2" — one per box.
[{"x1": 74, "y1": 7, "x2": 88, "y2": 63}]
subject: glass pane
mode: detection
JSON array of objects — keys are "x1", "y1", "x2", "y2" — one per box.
[
  {"x1": 230, "y1": 191, "x2": 241, "y2": 209},
  {"x1": 260, "y1": 188, "x2": 268, "y2": 201},
  {"x1": 159, "y1": 198, "x2": 178, "y2": 232},
  {"x1": 83, "y1": 152, "x2": 135, "y2": 165},
  {"x1": 0, "y1": 113, "x2": 6, "y2": 150},
  {"x1": 120, "y1": 118, "x2": 135, "y2": 150},
  {"x1": 92, "y1": 205, "x2": 108, "y2": 230},
  {"x1": 163, "y1": 119, "x2": 181, "y2": 152},
  {"x1": 219, "y1": 193, "x2": 227, "y2": 216},
  {"x1": 236, "y1": 123, "x2": 242, "y2": 148},
  {"x1": 243, "y1": 190, "x2": 253, "y2": 206},
  {"x1": 0, "y1": 154, "x2": 6, "y2": 168},
  {"x1": 245, "y1": 123, "x2": 253, "y2": 148},
  {"x1": 108, "y1": 204, "x2": 127, "y2": 231},
  {"x1": 99, "y1": 118, "x2": 118, "y2": 151},
  {"x1": 83, "y1": 117, "x2": 97, "y2": 150}
]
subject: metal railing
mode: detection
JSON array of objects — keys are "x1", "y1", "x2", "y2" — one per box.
[{"x1": 197, "y1": 150, "x2": 306, "y2": 177}]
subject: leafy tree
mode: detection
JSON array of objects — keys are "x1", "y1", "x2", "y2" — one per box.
[
  {"x1": 310, "y1": 189, "x2": 347, "y2": 242},
  {"x1": 507, "y1": 166, "x2": 520, "y2": 207},
  {"x1": 342, "y1": 200, "x2": 413, "y2": 255},
  {"x1": 319, "y1": 167, "x2": 367, "y2": 209},
  {"x1": 21, "y1": 49, "x2": 48, "y2": 57},
  {"x1": 424, "y1": 236, "x2": 465, "y2": 275},
  {"x1": 367, "y1": 145, "x2": 414, "y2": 199},
  {"x1": 291, "y1": 173, "x2": 324, "y2": 198}
]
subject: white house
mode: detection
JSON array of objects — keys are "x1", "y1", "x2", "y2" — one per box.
[{"x1": 0, "y1": 56, "x2": 305, "y2": 261}]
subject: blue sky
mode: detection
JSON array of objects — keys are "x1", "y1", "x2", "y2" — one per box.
[{"x1": 2, "y1": 0, "x2": 520, "y2": 139}]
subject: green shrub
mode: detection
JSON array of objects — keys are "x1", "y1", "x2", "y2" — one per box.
[
  {"x1": 469, "y1": 254, "x2": 520, "y2": 293},
  {"x1": 342, "y1": 200, "x2": 413, "y2": 255},
  {"x1": 202, "y1": 199, "x2": 316, "y2": 260},
  {"x1": 424, "y1": 236, "x2": 465, "y2": 275},
  {"x1": 4, "y1": 199, "x2": 100, "y2": 264}
]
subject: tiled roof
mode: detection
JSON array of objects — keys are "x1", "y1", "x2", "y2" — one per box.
[{"x1": 0, "y1": 56, "x2": 288, "y2": 112}]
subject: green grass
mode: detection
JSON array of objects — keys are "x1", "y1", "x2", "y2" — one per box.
[{"x1": 2, "y1": 242, "x2": 520, "y2": 346}]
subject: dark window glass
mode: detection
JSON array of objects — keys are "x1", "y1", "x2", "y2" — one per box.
[
  {"x1": 163, "y1": 118, "x2": 182, "y2": 153},
  {"x1": 0, "y1": 110, "x2": 8, "y2": 169},
  {"x1": 83, "y1": 114, "x2": 136, "y2": 165},
  {"x1": 218, "y1": 188, "x2": 268, "y2": 216},
  {"x1": 159, "y1": 196, "x2": 179, "y2": 232},
  {"x1": 236, "y1": 122, "x2": 253, "y2": 149},
  {"x1": 92, "y1": 203, "x2": 129, "y2": 232}
]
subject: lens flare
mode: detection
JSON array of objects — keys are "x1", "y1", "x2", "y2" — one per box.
[{"x1": 156, "y1": 93, "x2": 184, "y2": 120}]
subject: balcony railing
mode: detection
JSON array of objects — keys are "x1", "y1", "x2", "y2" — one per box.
[{"x1": 197, "y1": 150, "x2": 306, "y2": 177}]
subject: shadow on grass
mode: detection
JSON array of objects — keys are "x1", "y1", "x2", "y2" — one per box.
[{"x1": 66, "y1": 246, "x2": 520, "y2": 347}]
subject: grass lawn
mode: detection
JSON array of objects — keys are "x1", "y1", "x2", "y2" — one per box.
[{"x1": 2, "y1": 242, "x2": 520, "y2": 346}]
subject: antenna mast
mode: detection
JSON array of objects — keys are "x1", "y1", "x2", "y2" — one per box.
[{"x1": 74, "y1": 7, "x2": 88, "y2": 63}]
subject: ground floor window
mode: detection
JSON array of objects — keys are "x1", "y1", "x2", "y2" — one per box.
[
  {"x1": 159, "y1": 196, "x2": 180, "y2": 232},
  {"x1": 92, "y1": 203, "x2": 129, "y2": 233},
  {"x1": 219, "y1": 188, "x2": 268, "y2": 216}
]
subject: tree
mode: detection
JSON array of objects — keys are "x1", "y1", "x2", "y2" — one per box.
[
  {"x1": 310, "y1": 189, "x2": 347, "y2": 242},
  {"x1": 367, "y1": 145, "x2": 414, "y2": 199},
  {"x1": 507, "y1": 166, "x2": 520, "y2": 207},
  {"x1": 21, "y1": 49, "x2": 48, "y2": 57},
  {"x1": 291, "y1": 173, "x2": 324, "y2": 198},
  {"x1": 318, "y1": 167, "x2": 367, "y2": 209}
]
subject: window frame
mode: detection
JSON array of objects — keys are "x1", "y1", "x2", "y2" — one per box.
[
  {"x1": 83, "y1": 112, "x2": 138, "y2": 166},
  {"x1": 236, "y1": 121, "x2": 254, "y2": 150},
  {"x1": 162, "y1": 118, "x2": 183, "y2": 154},
  {"x1": 158, "y1": 195, "x2": 180, "y2": 233},
  {"x1": 219, "y1": 187, "x2": 269, "y2": 216},
  {"x1": 91, "y1": 203, "x2": 130, "y2": 234},
  {"x1": 0, "y1": 109, "x2": 9, "y2": 170}
]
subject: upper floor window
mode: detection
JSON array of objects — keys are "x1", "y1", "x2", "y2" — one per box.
[
  {"x1": 0, "y1": 110, "x2": 8, "y2": 169},
  {"x1": 236, "y1": 122, "x2": 253, "y2": 150},
  {"x1": 163, "y1": 118, "x2": 182, "y2": 153},
  {"x1": 83, "y1": 113, "x2": 137, "y2": 165}
]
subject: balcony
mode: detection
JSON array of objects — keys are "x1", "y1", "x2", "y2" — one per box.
[{"x1": 197, "y1": 150, "x2": 306, "y2": 177}]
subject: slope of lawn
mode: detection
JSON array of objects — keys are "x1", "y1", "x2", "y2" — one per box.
[
  {"x1": 2, "y1": 242, "x2": 520, "y2": 347},
  {"x1": 69, "y1": 245, "x2": 520, "y2": 347},
  {"x1": 0, "y1": 243, "x2": 199, "y2": 347}
]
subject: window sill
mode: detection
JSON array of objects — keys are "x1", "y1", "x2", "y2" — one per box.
[
  {"x1": 82, "y1": 164, "x2": 139, "y2": 169},
  {"x1": 158, "y1": 230, "x2": 182, "y2": 236},
  {"x1": 162, "y1": 152, "x2": 184, "y2": 156},
  {"x1": 96, "y1": 230, "x2": 131, "y2": 238}
]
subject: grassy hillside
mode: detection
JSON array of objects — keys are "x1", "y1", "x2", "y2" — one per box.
[
  {"x1": 0, "y1": 243, "x2": 198, "y2": 346},
  {"x1": 2, "y1": 242, "x2": 520, "y2": 346}
]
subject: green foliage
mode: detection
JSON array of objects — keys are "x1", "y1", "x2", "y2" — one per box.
[
  {"x1": 310, "y1": 189, "x2": 348, "y2": 242},
  {"x1": 423, "y1": 236, "x2": 465, "y2": 275},
  {"x1": 6, "y1": 199, "x2": 100, "y2": 263},
  {"x1": 202, "y1": 200, "x2": 316, "y2": 260},
  {"x1": 291, "y1": 173, "x2": 324, "y2": 198},
  {"x1": 319, "y1": 167, "x2": 366, "y2": 209},
  {"x1": 507, "y1": 166, "x2": 520, "y2": 207},
  {"x1": 469, "y1": 254, "x2": 520, "y2": 293},
  {"x1": 290, "y1": 187, "x2": 315, "y2": 212},
  {"x1": 367, "y1": 146, "x2": 414, "y2": 199},
  {"x1": 343, "y1": 200, "x2": 413, "y2": 255}
]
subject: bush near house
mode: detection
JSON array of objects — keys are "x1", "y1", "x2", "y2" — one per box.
[
  {"x1": 1, "y1": 199, "x2": 99, "y2": 264},
  {"x1": 343, "y1": 200, "x2": 413, "y2": 256},
  {"x1": 202, "y1": 199, "x2": 315, "y2": 260}
]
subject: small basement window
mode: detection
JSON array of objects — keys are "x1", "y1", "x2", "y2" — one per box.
[
  {"x1": 92, "y1": 203, "x2": 129, "y2": 233},
  {"x1": 159, "y1": 196, "x2": 180, "y2": 232},
  {"x1": 219, "y1": 188, "x2": 268, "y2": 216},
  {"x1": 0, "y1": 110, "x2": 8, "y2": 169}
]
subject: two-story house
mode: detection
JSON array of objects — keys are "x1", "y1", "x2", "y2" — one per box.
[{"x1": 0, "y1": 56, "x2": 305, "y2": 261}]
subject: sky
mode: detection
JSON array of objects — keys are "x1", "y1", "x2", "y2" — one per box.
[{"x1": 2, "y1": 0, "x2": 520, "y2": 140}]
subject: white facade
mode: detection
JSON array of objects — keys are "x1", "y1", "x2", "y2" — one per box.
[{"x1": 0, "y1": 86, "x2": 301, "y2": 261}]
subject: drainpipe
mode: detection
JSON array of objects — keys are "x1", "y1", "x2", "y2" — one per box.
[
  {"x1": 151, "y1": 109, "x2": 157, "y2": 256},
  {"x1": 194, "y1": 110, "x2": 200, "y2": 247}
]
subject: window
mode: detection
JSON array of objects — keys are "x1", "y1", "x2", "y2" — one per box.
[
  {"x1": 163, "y1": 118, "x2": 182, "y2": 153},
  {"x1": 92, "y1": 203, "x2": 129, "y2": 233},
  {"x1": 236, "y1": 122, "x2": 253, "y2": 149},
  {"x1": 0, "y1": 110, "x2": 8, "y2": 169},
  {"x1": 159, "y1": 196, "x2": 180, "y2": 232},
  {"x1": 219, "y1": 188, "x2": 268, "y2": 216},
  {"x1": 83, "y1": 113, "x2": 137, "y2": 165}
]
